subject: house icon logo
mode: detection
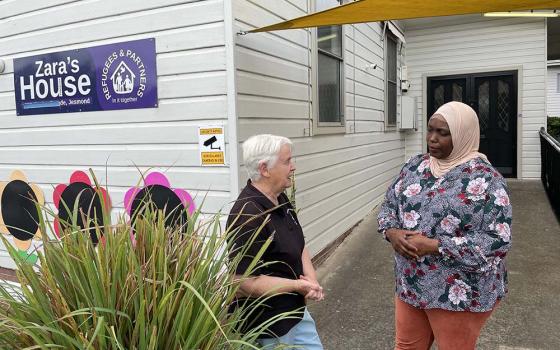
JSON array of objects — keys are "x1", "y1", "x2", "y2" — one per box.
[
  {"x1": 99, "y1": 41, "x2": 154, "y2": 105},
  {"x1": 110, "y1": 61, "x2": 136, "y2": 95}
]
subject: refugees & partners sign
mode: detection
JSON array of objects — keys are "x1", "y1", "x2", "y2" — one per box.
[{"x1": 14, "y1": 38, "x2": 157, "y2": 116}]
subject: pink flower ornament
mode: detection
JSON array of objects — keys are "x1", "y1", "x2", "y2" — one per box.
[{"x1": 124, "y1": 172, "x2": 195, "y2": 234}]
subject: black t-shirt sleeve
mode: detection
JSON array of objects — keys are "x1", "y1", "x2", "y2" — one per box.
[{"x1": 228, "y1": 203, "x2": 271, "y2": 275}]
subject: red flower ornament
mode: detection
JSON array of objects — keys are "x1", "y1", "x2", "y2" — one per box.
[{"x1": 53, "y1": 171, "x2": 111, "y2": 244}]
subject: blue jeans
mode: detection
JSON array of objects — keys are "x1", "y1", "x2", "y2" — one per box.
[{"x1": 257, "y1": 308, "x2": 323, "y2": 349}]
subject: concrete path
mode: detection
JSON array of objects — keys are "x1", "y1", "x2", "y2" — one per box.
[{"x1": 309, "y1": 180, "x2": 560, "y2": 350}]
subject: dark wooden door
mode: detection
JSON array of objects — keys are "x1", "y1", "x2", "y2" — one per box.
[{"x1": 427, "y1": 71, "x2": 517, "y2": 178}]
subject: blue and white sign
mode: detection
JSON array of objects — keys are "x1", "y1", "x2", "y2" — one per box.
[{"x1": 14, "y1": 38, "x2": 158, "y2": 116}]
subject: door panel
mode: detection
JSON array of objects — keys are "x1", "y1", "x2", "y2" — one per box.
[
  {"x1": 428, "y1": 76, "x2": 467, "y2": 116},
  {"x1": 473, "y1": 74, "x2": 516, "y2": 177},
  {"x1": 427, "y1": 71, "x2": 517, "y2": 178}
]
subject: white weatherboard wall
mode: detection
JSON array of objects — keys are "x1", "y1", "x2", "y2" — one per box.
[
  {"x1": 0, "y1": 0, "x2": 231, "y2": 268},
  {"x1": 547, "y1": 64, "x2": 560, "y2": 117},
  {"x1": 234, "y1": 0, "x2": 406, "y2": 255},
  {"x1": 404, "y1": 16, "x2": 547, "y2": 179}
]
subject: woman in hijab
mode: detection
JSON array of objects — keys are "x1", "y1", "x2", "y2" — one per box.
[{"x1": 377, "y1": 101, "x2": 512, "y2": 350}]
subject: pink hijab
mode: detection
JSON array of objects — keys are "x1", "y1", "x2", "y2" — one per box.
[{"x1": 429, "y1": 101, "x2": 489, "y2": 178}]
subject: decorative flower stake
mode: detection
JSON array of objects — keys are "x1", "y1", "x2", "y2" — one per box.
[
  {"x1": 124, "y1": 172, "x2": 195, "y2": 233},
  {"x1": 0, "y1": 170, "x2": 45, "y2": 264},
  {"x1": 53, "y1": 171, "x2": 111, "y2": 244}
]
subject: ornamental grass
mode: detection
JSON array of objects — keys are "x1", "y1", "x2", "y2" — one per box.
[{"x1": 0, "y1": 175, "x2": 289, "y2": 349}]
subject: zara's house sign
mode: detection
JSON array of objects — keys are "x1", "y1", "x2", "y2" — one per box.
[{"x1": 14, "y1": 38, "x2": 157, "y2": 116}]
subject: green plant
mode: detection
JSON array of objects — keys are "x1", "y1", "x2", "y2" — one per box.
[
  {"x1": 287, "y1": 173, "x2": 297, "y2": 211},
  {"x1": 548, "y1": 117, "x2": 560, "y2": 140},
  {"x1": 0, "y1": 177, "x2": 288, "y2": 349}
]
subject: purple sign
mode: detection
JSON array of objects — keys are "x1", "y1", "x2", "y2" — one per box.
[{"x1": 14, "y1": 38, "x2": 157, "y2": 115}]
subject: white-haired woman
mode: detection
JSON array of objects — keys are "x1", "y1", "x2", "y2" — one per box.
[{"x1": 227, "y1": 134, "x2": 324, "y2": 349}]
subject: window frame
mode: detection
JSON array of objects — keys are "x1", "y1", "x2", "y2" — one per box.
[
  {"x1": 384, "y1": 30, "x2": 399, "y2": 128},
  {"x1": 312, "y1": 0, "x2": 346, "y2": 135}
]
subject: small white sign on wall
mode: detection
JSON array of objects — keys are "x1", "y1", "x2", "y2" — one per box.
[{"x1": 198, "y1": 126, "x2": 225, "y2": 166}]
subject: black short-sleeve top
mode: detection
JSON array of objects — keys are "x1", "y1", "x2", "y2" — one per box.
[{"x1": 227, "y1": 180, "x2": 306, "y2": 338}]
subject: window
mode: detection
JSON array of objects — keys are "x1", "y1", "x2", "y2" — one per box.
[
  {"x1": 385, "y1": 32, "x2": 398, "y2": 127},
  {"x1": 316, "y1": 0, "x2": 344, "y2": 130}
]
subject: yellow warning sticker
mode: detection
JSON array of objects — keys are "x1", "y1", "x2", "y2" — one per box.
[
  {"x1": 200, "y1": 128, "x2": 223, "y2": 135},
  {"x1": 201, "y1": 152, "x2": 225, "y2": 165}
]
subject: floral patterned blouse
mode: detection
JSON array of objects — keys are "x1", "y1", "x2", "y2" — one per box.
[{"x1": 377, "y1": 154, "x2": 512, "y2": 312}]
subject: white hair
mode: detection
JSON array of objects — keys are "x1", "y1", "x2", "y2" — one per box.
[{"x1": 242, "y1": 134, "x2": 293, "y2": 182}]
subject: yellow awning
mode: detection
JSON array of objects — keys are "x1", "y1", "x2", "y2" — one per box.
[{"x1": 250, "y1": 0, "x2": 560, "y2": 33}]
